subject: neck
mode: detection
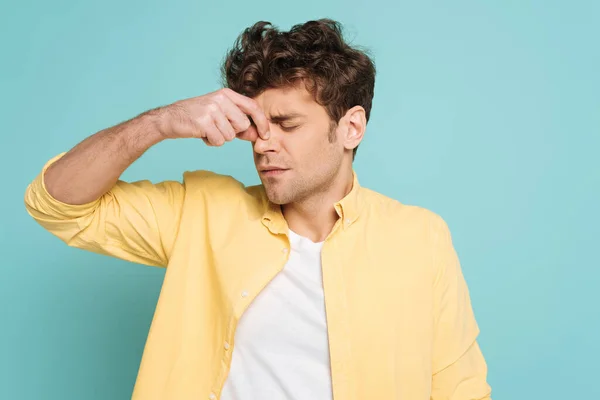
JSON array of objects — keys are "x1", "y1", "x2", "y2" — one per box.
[{"x1": 282, "y1": 166, "x2": 354, "y2": 243}]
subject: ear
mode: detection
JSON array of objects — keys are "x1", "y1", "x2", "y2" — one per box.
[{"x1": 341, "y1": 106, "x2": 367, "y2": 151}]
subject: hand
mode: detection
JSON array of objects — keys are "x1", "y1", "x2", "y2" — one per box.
[{"x1": 156, "y1": 88, "x2": 270, "y2": 145}]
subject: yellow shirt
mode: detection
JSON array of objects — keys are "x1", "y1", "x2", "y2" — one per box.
[{"x1": 25, "y1": 154, "x2": 492, "y2": 400}]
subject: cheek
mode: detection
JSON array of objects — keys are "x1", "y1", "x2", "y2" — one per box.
[{"x1": 294, "y1": 127, "x2": 335, "y2": 154}]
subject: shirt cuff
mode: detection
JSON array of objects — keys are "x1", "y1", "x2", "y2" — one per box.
[{"x1": 24, "y1": 152, "x2": 101, "y2": 220}]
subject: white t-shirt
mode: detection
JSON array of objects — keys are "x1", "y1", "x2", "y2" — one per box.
[{"x1": 220, "y1": 230, "x2": 332, "y2": 400}]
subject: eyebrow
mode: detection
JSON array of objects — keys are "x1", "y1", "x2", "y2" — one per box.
[{"x1": 269, "y1": 113, "x2": 305, "y2": 123}]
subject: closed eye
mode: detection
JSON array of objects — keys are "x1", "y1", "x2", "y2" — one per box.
[{"x1": 280, "y1": 124, "x2": 300, "y2": 132}]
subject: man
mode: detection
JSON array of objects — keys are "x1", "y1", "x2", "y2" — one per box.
[{"x1": 25, "y1": 19, "x2": 492, "y2": 400}]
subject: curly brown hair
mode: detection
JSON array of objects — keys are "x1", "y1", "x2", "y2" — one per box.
[{"x1": 221, "y1": 19, "x2": 376, "y2": 158}]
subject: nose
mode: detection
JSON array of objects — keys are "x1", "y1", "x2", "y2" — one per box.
[{"x1": 253, "y1": 127, "x2": 280, "y2": 155}]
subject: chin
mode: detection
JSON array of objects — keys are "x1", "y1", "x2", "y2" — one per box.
[
  {"x1": 266, "y1": 191, "x2": 287, "y2": 205},
  {"x1": 264, "y1": 186, "x2": 292, "y2": 205}
]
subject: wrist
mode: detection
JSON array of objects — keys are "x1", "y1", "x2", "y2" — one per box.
[
  {"x1": 142, "y1": 107, "x2": 169, "y2": 143},
  {"x1": 120, "y1": 111, "x2": 164, "y2": 157}
]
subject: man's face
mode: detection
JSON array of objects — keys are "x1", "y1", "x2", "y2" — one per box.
[{"x1": 252, "y1": 84, "x2": 345, "y2": 205}]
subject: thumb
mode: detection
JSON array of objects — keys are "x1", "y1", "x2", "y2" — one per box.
[{"x1": 236, "y1": 125, "x2": 259, "y2": 142}]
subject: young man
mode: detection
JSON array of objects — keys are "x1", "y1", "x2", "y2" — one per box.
[{"x1": 25, "y1": 19, "x2": 492, "y2": 400}]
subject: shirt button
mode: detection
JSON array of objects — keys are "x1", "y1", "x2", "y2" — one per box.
[
  {"x1": 345, "y1": 218, "x2": 351, "y2": 225},
  {"x1": 241, "y1": 290, "x2": 248, "y2": 298},
  {"x1": 224, "y1": 341, "x2": 230, "y2": 350},
  {"x1": 209, "y1": 393, "x2": 216, "y2": 400},
  {"x1": 282, "y1": 248, "x2": 288, "y2": 254}
]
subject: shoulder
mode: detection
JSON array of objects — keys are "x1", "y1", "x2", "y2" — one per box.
[
  {"x1": 182, "y1": 170, "x2": 244, "y2": 191},
  {"x1": 181, "y1": 169, "x2": 267, "y2": 210},
  {"x1": 359, "y1": 187, "x2": 453, "y2": 247},
  {"x1": 361, "y1": 188, "x2": 447, "y2": 227},
  {"x1": 361, "y1": 188, "x2": 459, "y2": 275}
]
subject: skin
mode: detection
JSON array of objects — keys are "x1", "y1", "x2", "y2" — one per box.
[
  {"x1": 43, "y1": 84, "x2": 366, "y2": 243},
  {"x1": 252, "y1": 83, "x2": 366, "y2": 242}
]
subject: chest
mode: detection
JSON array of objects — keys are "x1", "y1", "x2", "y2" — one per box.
[
  {"x1": 209, "y1": 222, "x2": 436, "y2": 357},
  {"x1": 173, "y1": 214, "x2": 436, "y2": 398},
  {"x1": 234, "y1": 241, "x2": 328, "y2": 348}
]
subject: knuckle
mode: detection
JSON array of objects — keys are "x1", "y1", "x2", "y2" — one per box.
[
  {"x1": 213, "y1": 91, "x2": 226, "y2": 103},
  {"x1": 236, "y1": 117, "x2": 251, "y2": 131},
  {"x1": 196, "y1": 114, "x2": 212, "y2": 128},
  {"x1": 206, "y1": 103, "x2": 221, "y2": 115},
  {"x1": 207, "y1": 132, "x2": 224, "y2": 146},
  {"x1": 225, "y1": 127, "x2": 236, "y2": 139}
]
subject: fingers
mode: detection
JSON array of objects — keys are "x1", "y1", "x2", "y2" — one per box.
[
  {"x1": 199, "y1": 101, "x2": 237, "y2": 145},
  {"x1": 212, "y1": 109, "x2": 236, "y2": 142},
  {"x1": 236, "y1": 124, "x2": 259, "y2": 142},
  {"x1": 201, "y1": 119, "x2": 226, "y2": 146},
  {"x1": 191, "y1": 88, "x2": 269, "y2": 146},
  {"x1": 221, "y1": 88, "x2": 270, "y2": 140},
  {"x1": 216, "y1": 94, "x2": 253, "y2": 133}
]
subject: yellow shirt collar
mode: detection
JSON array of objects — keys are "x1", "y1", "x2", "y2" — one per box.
[{"x1": 261, "y1": 170, "x2": 364, "y2": 235}]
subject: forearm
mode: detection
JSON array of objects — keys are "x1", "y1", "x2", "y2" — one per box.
[
  {"x1": 431, "y1": 341, "x2": 492, "y2": 400},
  {"x1": 44, "y1": 109, "x2": 165, "y2": 205}
]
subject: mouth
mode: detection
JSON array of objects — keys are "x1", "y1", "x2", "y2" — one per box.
[{"x1": 259, "y1": 167, "x2": 290, "y2": 177}]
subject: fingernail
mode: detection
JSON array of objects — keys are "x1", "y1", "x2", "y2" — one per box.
[{"x1": 264, "y1": 131, "x2": 270, "y2": 139}]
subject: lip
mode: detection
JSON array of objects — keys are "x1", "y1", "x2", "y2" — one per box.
[{"x1": 259, "y1": 167, "x2": 289, "y2": 176}]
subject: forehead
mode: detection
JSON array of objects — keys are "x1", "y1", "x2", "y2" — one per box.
[{"x1": 253, "y1": 84, "x2": 319, "y2": 116}]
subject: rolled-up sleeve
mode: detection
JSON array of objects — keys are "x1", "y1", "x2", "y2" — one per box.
[
  {"x1": 430, "y1": 215, "x2": 492, "y2": 399},
  {"x1": 24, "y1": 153, "x2": 186, "y2": 267}
]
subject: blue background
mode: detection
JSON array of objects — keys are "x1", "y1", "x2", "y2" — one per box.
[{"x1": 1, "y1": 1, "x2": 598, "y2": 399}]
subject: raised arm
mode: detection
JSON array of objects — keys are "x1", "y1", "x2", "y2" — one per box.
[{"x1": 25, "y1": 89, "x2": 269, "y2": 267}]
